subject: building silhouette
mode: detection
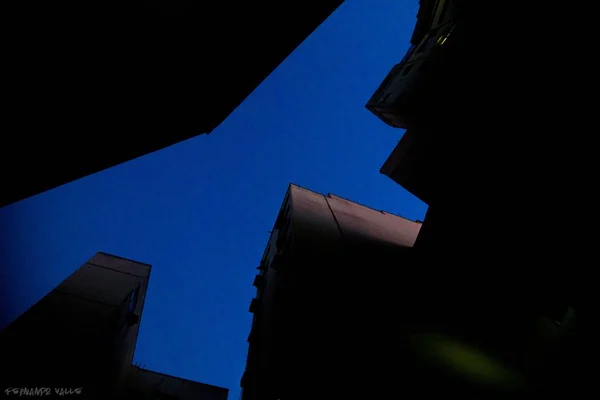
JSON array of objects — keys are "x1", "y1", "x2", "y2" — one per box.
[
  {"x1": 365, "y1": 0, "x2": 585, "y2": 397},
  {"x1": 124, "y1": 366, "x2": 228, "y2": 400},
  {"x1": 240, "y1": 184, "x2": 422, "y2": 400},
  {"x1": 1, "y1": 1, "x2": 344, "y2": 208},
  {"x1": 0, "y1": 252, "x2": 228, "y2": 399}
]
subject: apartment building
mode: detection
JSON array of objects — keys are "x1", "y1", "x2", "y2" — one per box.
[
  {"x1": 0, "y1": 252, "x2": 228, "y2": 399},
  {"x1": 364, "y1": 1, "x2": 585, "y2": 397},
  {"x1": 240, "y1": 184, "x2": 422, "y2": 400}
]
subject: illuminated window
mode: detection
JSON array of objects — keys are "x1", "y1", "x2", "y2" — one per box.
[{"x1": 437, "y1": 23, "x2": 456, "y2": 46}]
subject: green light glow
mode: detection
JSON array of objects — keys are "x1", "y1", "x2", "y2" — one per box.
[{"x1": 413, "y1": 334, "x2": 524, "y2": 387}]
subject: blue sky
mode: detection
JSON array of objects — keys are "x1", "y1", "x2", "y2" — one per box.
[{"x1": 0, "y1": 1, "x2": 424, "y2": 398}]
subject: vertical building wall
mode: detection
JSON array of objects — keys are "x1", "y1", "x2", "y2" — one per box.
[
  {"x1": 87, "y1": 252, "x2": 151, "y2": 393},
  {"x1": 365, "y1": 0, "x2": 588, "y2": 395},
  {"x1": 0, "y1": 252, "x2": 151, "y2": 396},
  {"x1": 242, "y1": 184, "x2": 422, "y2": 400},
  {"x1": 288, "y1": 185, "x2": 421, "y2": 317}
]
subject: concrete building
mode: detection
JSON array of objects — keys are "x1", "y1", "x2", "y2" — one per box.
[
  {"x1": 366, "y1": 0, "x2": 461, "y2": 131},
  {"x1": 0, "y1": 252, "x2": 227, "y2": 399},
  {"x1": 1, "y1": 1, "x2": 344, "y2": 208},
  {"x1": 240, "y1": 184, "x2": 422, "y2": 400},
  {"x1": 364, "y1": 1, "x2": 586, "y2": 397}
]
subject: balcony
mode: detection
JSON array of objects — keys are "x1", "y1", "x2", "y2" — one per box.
[
  {"x1": 411, "y1": 0, "x2": 437, "y2": 45},
  {"x1": 249, "y1": 298, "x2": 261, "y2": 314},
  {"x1": 256, "y1": 260, "x2": 267, "y2": 271},
  {"x1": 366, "y1": 22, "x2": 457, "y2": 129},
  {"x1": 380, "y1": 129, "x2": 435, "y2": 205},
  {"x1": 412, "y1": 0, "x2": 458, "y2": 44},
  {"x1": 252, "y1": 273, "x2": 265, "y2": 289}
]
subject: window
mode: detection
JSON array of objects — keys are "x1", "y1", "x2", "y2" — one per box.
[
  {"x1": 436, "y1": 23, "x2": 457, "y2": 47},
  {"x1": 105, "y1": 286, "x2": 140, "y2": 343},
  {"x1": 128, "y1": 287, "x2": 139, "y2": 313}
]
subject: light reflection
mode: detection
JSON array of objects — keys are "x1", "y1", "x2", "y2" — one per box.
[{"x1": 412, "y1": 334, "x2": 525, "y2": 387}]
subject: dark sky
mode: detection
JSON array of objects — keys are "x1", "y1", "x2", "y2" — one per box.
[{"x1": 0, "y1": 1, "x2": 425, "y2": 398}]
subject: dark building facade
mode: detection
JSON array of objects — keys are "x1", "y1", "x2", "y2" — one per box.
[
  {"x1": 365, "y1": 1, "x2": 586, "y2": 397},
  {"x1": 123, "y1": 366, "x2": 228, "y2": 400},
  {"x1": 0, "y1": 252, "x2": 228, "y2": 399},
  {"x1": 1, "y1": 1, "x2": 344, "y2": 208},
  {"x1": 240, "y1": 184, "x2": 422, "y2": 400}
]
